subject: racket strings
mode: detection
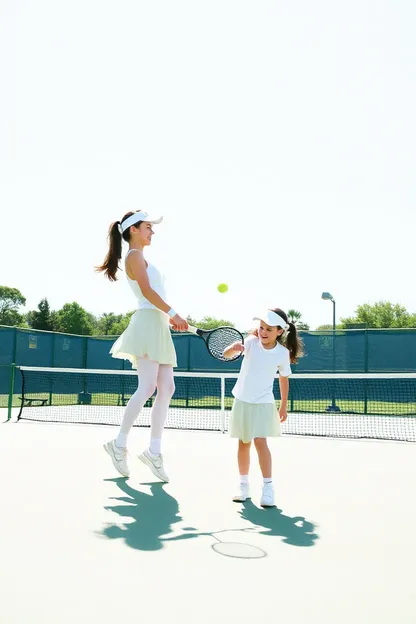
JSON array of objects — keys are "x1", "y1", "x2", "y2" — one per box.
[{"x1": 207, "y1": 328, "x2": 243, "y2": 361}]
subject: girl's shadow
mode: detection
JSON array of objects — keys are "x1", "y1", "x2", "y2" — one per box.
[
  {"x1": 100, "y1": 478, "x2": 183, "y2": 551},
  {"x1": 239, "y1": 499, "x2": 319, "y2": 547}
]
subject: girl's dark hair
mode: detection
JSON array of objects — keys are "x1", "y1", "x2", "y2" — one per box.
[
  {"x1": 271, "y1": 308, "x2": 304, "y2": 364},
  {"x1": 95, "y1": 211, "x2": 143, "y2": 281}
]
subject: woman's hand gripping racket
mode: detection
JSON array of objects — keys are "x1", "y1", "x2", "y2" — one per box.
[{"x1": 187, "y1": 325, "x2": 244, "y2": 362}]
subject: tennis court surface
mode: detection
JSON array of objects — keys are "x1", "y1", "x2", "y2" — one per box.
[{"x1": 1, "y1": 411, "x2": 415, "y2": 623}]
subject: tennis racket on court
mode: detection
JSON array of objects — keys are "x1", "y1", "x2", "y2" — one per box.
[{"x1": 187, "y1": 325, "x2": 244, "y2": 362}]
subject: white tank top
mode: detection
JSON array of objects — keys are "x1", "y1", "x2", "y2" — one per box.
[{"x1": 125, "y1": 249, "x2": 167, "y2": 310}]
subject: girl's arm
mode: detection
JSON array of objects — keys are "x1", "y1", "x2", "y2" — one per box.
[
  {"x1": 127, "y1": 250, "x2": 188, "y2": 330},
  {"x1": 223, "y1": 342, "x2": 245, "y2": 359},
  {"x1": 278, "y1": 375, "x2": 289, "y2": 422}
]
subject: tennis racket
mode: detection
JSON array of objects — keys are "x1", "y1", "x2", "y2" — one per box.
[{"x1": 187, "y1": 325, "x2": 244, "y2": 362}]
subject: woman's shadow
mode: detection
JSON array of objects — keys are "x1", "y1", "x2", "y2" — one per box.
[
  {"x1": 100, "y1": 478, "x2": 184, "y2": 551},
  {"x1": 238, "y1": 499, "x2": 319, "y2": 547}
]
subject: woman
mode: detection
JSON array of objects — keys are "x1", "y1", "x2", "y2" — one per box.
[{"x1": 96, "y1": 210, "x2": 188, "y2": 481}]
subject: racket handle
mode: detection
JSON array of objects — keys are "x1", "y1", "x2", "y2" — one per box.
[{"x1": 187, "y1": 325, "x2": 199, "y2": 335}]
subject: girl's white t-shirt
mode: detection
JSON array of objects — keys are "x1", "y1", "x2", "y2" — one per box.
[{"x1": 232, "y1": 335, "x2": 292, "y2": 404}]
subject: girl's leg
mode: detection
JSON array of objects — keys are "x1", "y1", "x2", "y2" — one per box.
[
  {"x1": 238, "y1": 439, "x2": 251, "y2": 477},
  {"x1": 233, "y1": 440, "x2": 251, "y2": 502},
  {"x1": 138, "y1": 364, "x2": 175, "y2": 482},
  {"x1": 253, "y1": 437, "x2": 272, "y2": 479},
  {"x1": 253, "y1": 437, "x2": 275, "y2": 507}
]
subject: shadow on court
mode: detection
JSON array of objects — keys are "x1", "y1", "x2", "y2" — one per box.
[
  {"x1": 239, "y1": 499, "x2": 319, "y2": 547},
  {"x1": 101, "y1": 478, "x2": 318, "y2": 552},
  {"x1": 101, "y1": 478, "x2": 183, "y2": 551},
  {"x1": 164, "y1": 504, "x2": 319, "y2": 550}
]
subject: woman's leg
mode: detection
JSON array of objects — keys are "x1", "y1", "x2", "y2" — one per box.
[
  {"x1": 116, "y1": 358, "x2": 159, "y2": 447},
  {"x1": 104, "y1": 359, "x2": 159, "y2": 477},
  {"x1": 138, "y1": 364, "x2": 175, "y2": 482},
  {"x1": 149, "y1": 364, "x2": 175, "y2": 455}
]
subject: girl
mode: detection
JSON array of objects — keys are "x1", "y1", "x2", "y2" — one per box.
[
  {"x1": 96, "y1": 210, "x2": 188, "y2": 481},
  {"x1": 223, "y1": 308, "x2": 303, "y2": 507}
]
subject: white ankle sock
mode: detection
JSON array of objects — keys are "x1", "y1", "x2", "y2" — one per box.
[
  {"x1": 263, "y1": 478, "x2": 273, "y2": 485},
  {"x1": 240, "y1": 475, "x2": 249, "y2": 485}
]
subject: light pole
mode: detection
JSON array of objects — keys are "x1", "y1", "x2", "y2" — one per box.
[
  {"x1": 321, "y1": 292, "x2": 335, "y2": 331},
  {"x1": 321, "y1": 292, "x2": 340, "y2": 412}
]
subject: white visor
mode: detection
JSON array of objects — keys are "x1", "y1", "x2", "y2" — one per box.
[
  {"x1": 121, "y1": 211, "x2": 163, "y2": 233},
  {"x1": 253, "y1": 310, "x2": 289, "y2": 330}
]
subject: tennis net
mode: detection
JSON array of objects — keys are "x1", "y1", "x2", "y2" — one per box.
[{"x1": 10, "y1": 366, "x2": 416, "y2": 442}]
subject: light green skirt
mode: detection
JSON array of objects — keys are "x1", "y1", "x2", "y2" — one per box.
[
  {"x1": 229, "y1": 398, "x2": 281, "y2": 443},
  {"x1": 110, "y1": 309, "x2": 177, "y2": 369}
]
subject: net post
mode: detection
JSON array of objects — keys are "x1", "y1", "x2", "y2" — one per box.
[
  {"x1": 220, "y1": 376, "x2": 226, "y2": 433},
  {"x1": 82, "y1": 336, "x2": 88, "y2": 401},
  {"x1": 185, "y1": 335, "x2": 191, "y2": 409},
  {"x1": 330, "y1": 328, "x2": 338, "y2": 411},
  {"x1": 120, "y1": 358, "x2": 126, "y2": 407},
  {"x1": 364, "y1": 329, "x2": 369, "y2": 415},
  {"x1": 7, "y1": 363, "x2": 16, "y2": 421},
  {"x1": 49, "y1": 332, "x2": 56, "y2": 406}
]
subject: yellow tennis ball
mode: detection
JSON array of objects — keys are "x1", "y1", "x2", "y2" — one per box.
[{"x1": 217, "y1": 283, "x2": 228, "y2": 293}]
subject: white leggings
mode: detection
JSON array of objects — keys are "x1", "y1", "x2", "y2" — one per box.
[{"x1": 116, "y1": 358, "x2": 175, "y2": 451}]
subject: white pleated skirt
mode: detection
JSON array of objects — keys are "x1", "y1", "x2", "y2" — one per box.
[
  {"x1": 110, "y1": 309, "x2": 177, "y2": 369},
  {"x1": 229, "y1": 398, "x2": 281, "y2": 443}
]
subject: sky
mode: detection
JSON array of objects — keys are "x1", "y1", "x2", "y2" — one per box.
[{"x1": 1, "y1": 0, "x2": 415, "y2": 331}]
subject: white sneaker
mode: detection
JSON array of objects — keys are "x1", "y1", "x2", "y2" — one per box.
[
  {"x1": 232, "y1": 483, "x2": 250, "y2": 502},
  {"x1": 260, "y1": 483, "x2": 275, "y2": 508},
  {"x1": 138, "y1": 449, "x2": 169, "y2": 482},
  {"x1": 104, "y1": 440, "x2": 130, "y2": 477}
]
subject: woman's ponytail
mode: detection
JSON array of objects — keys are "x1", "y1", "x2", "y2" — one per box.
[{"x1": 96, "y1": 221, "x2": 123, "y2": 282}]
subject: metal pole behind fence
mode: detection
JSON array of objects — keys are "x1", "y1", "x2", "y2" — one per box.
[{"x1": 7, "y1": 364, "x2": 16, "y2": 421}]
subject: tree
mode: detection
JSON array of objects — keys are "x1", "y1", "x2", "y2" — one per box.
[
  {"x1": 110, "y1": 311, "x2": 135, "y2": 336},
  {"x1": 185, "y1": 315, "x2": 235, "y2": 330},
  {"x1": 315, "y1": 323, "x2": 344, "y2": 330},
  {"x1": 86, "y1": 311, "x2": 99, "y2": 335},
  {"x1": 94, "y1": 313, "x2": 125, "y2": 336},
  {"x1": 287, "y1": 309, "x2": 310, "y2": 331},
  {"x1": 0, "y1": 286, "x2": 27, "y2": 327},
  {"x1": 27, "y1": 298, "x2": 58, "y2": 331},
  {"x1": 340, "y1": 301, "x2": 416, "y2": 329},
  {"x1": 55, "y1": 302, "x2": 94, "y2": 335}
]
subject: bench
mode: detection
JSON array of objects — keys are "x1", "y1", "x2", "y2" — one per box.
[
  {"x1": 118, "y1": 396, "x2": 154, "y2": 408},
  {"x1": 19, "y1": 397, "x2": 48, "y2": 407}
]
